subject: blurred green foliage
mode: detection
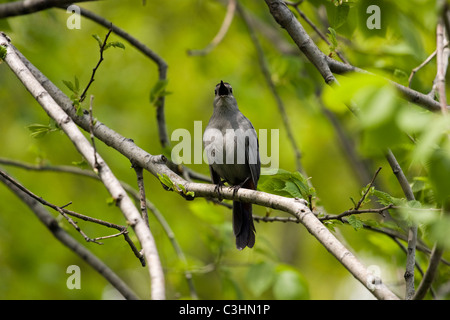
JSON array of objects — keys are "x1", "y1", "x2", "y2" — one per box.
[{"x1": 0, "y1": 0, "x2": 449, "y2": 300}]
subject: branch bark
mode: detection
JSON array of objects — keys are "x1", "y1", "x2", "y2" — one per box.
[
  {"x1": 264, "y1": 0, "x2": 336, "y2": 84},
  {"x1": 57, "y1": 5, "x2": 170, "y2": 148},
  {"x1": 0, "y1": 33, "x2": 165, "y2": 300},
  {"x1": 263, "y1": 0, "x2": 445, "y2": 113},
  {"x1": 386, "y1": 149, "x2": 418, "y2": 300},
  {"x1": 0, "y1": 169, "x2": 140, "y2": 300},
  {"x1": 1, "y1": 34, "x2": 401, "y2": 300},
  {"x1": 0, "y1": 0, "x2": 97, "y2": 18},
  {"x1": 263, "y1": 0, "x2": 441, "y2": 300}
]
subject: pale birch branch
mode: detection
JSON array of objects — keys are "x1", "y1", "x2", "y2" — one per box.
[
  {"x1": 0, "y1": 33, "x2": 165, "y2": 300},
  {"x1": 2, "y1": 35, "x2": 400, "y2": 300},
  {"x1": 0, "y1": 170, "x2": 140, "y2": 300},
  {"x1": 56, "y1": 5, "x2": 170, "y2": 148},
  {"x1": 0, "y1": 157, "x2": 198, "y2": 299}
]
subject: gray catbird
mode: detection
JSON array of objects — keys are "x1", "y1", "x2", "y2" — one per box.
[{"x1": 203, "y1": 81, "x2": 261, "y2": 250}]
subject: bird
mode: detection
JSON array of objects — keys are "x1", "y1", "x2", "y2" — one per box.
[{"x1": 203, "y1": 80, "x2": 260, "y2": 250}]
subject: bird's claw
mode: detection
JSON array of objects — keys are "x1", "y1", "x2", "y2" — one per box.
[{"x1": 215, "y1": 183, "x2": 224, "y2": 202}]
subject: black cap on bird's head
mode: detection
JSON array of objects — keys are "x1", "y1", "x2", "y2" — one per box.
[{"x1": 215, "y1": 80, "x2": 233, "y2": 96}]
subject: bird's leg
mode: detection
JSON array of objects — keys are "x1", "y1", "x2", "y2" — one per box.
[
  {"x1": 215, "y1": 179, "x2": 225, "y2": 202},
  {"x1": 230, "y1": 177, "x2": 250, "y2": 198}
]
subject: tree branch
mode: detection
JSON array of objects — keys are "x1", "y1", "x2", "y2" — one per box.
[
  {"x1": 238, "y1": 2, "x2": 305, "y2": 175},
  {"x1": 0, "y1": 168, "x2": 103, "y2": 244},
  {"x1": 0, "y1": 169, "x2": 140, "y2": 300},
  {"x1": 187, "y1": 0, "x2": 236, "y2": 56},
  {"x1": 0, "y1": 0, "x2": 97, "y2": 18},
  {"x1": 58, "y1": 5, "x2": 170, "y2": 148},
  {"x1": 385, "y1": 149, "x2": 418, "y2": 300},
  {"x1": 2, "y1": 32, "x2": 400, "y2": 300},
  {"x1": 0, "y1": 157, "x2": 198, "y2": 299},
  {"x1": 263, "y1": 1, "x2": 447, "y2": 300},
  {"x1": 436, "y1": 19, "x2": 448, "y2": 115},
  {"x1": 285, "y1": 1, "x2": 349, "y2": 64},
  {"x1": 79, "y1": 28, "x2": 113, "y2": 103},
  {"x1": 264, "y1": 0, "x2": 336, "y2": 84},
  {"x1": 264, "y1": 0, "x2": 445, "y2": 113},
  {"x1": 0, "y1": 33, "x2": 165, "y2": 300},
  {"x1": 414, "y1": 243, "x2": 445, "y2": 300}
]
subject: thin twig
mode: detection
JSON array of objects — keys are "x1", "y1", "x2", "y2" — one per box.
[
  {"x1": 187, "y1": 0, "x2": 236, "y2": 56},
  {"x1": 320, "y1": 204, "x2": 392, "y2": 221},
  {"x1": 238, "y1": 2, "x2": 305, "y2": 175},
  {"x1": 286, "y1": 1, "x2": 349, "y2": 64},
  {"x1": 0, "y1": 157, "x2": 199, "y2": 295},
  {"x1": 0, "y1": 171, "x2": 140, "y2": 300},
  {"x1": 79, "y1": 26, "x2": 113, "y2": 103},
  {"x1": 59, "y1": 5, "x2": 170, "y2": 148},
  {"x1": 355, "y1": 167, "x2": 382, "y2": 211},
  {"x1": 254, "y1": 214, "x2": 300, "y2": 223},
  {"x1": 0, "y1": 167, "x2": 144, "y2": 263},
  {"x1": 408, "y1": 50, "x2": 437, "y2": 88},
  {"x1": 0, "y1": 168, "x2": 102, "y2": 244},
  {"x1": 91, "y1": 229, "x2": 128, "y2": 242},
  {"x1": 1, "y1": 36, "x2": 165, "y2": 299},
  {"x1": 10, "y1": 30, "x2": 399, "y2": 299},
  {"x1": 89, "y1": 95, "x2": 99, "y2": 171},
  {"x1": 132, "y1": 163, "x2": 149, "y2": 227}
]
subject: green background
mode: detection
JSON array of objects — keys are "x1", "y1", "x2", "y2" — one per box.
[{"x1": 0, "y1": 0, "x2": 448, "y2": 299}]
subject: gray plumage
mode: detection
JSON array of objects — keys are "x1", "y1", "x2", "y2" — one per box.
[{"x1": 203, "y1": 81, "x2": 260, "y2": 250}]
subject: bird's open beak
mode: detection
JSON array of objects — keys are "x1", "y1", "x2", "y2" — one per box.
[{"x1": 218, "y1": 80, "x2": 229, "y2": 96}]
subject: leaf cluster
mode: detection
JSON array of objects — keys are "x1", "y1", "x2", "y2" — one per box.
[{"x1": 258, "y1": 169, "x2": 315, "y2": 200}]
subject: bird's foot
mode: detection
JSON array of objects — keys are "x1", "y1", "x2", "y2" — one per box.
[
  {"x1": 230, "y1": 177, "x2": 250, "y2": 198},
  {"x1": 214, "y1": 182, "x2": 224, "y2": 202}
]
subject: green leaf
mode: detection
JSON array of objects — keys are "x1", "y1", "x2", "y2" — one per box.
[
  {"x1": 150, "y1": 79, "x2": 171, "y2": 107},
  {"x1": 106, "y1": 197, "x2": 117, "y2": 206},
  {"x1": 372, "y1": 189, "x2": 404, "y2": 206},
  {"x1": 258, "y1": 169, "x2": 314, "y2": 200},
  {"x1": 327, "y1": 27, "x2": 338, "y2": 51},
  {"x1": 327, "y1": 2, "x2": 350, "y2": 29},
  {"x1": 428, "y1": 148, "x2": 450, "y2": 203},
  {"x1": 27, "y1": 123, "x2": 58, "y2": 139},
  {"x1": 411, "y1": 115, "x2": 448, "y2": 165},
  {"x1": 62, "y1": 80, "x2": 74, "y2": 93},
  {"x1": 177, "y1": 183, "x2": 195, "y2": 199},
  {"x1": 104, "y1": 41, "x2": 126, "y2": 50},
  {"x1": 92, "y1": 34, "x2": 103, "y2": 48},
  {"x1": 74, "y1": 75, "x2": 80, "y2": 92},
  {"x1": 282, "y1": 181, "x2": 303, "y2": 198},
  {"x1": 62, "y1": 76, "x2": 80, "y2": 96},
  {"x1": 347, "y1": 215, "x2": 363, "y2": 231},
  {"x1": 72, "y1": 159, "x2": 89, "y2": 169},
  {"x1": 323, "y1": 219, "x2": 344, "y2": 232},
  {"x1": 0, "y1": 44, "x2": 7, "y2": 61},
  {"x1": 273, "y1": 265, "x2": 309, "y2": 300},
  {"x1": 246, "y1": 262, "x2": 276, "y2": 297},
  {"x1": 157, "y1": 173, "x2": 174, "y2": 191},
  {"x1": 75, "y1": 104, "x2": 84, "y2": 117},
  {"x1": 358, "y1": 85, "x2": 397, "y2": 128},
  {"x1": 189, "y1": 201, "x2": 224, "y2": 225}
]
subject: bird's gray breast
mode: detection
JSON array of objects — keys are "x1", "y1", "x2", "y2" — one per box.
[{"x1": 204, "y1": 111, "x2": 258, "y2": 185}]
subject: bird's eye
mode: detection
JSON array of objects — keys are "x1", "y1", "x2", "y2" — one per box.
[
  {"x1": 230, "y1": 88, "x2": 233, "y2": 93},
  {"x1": 215, "y1": 89, "x2": 217, "y2": 94}
]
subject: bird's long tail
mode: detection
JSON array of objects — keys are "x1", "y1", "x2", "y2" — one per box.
[{"x1": 232, "y1": 201, "x2": 256, "y2": 250}]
